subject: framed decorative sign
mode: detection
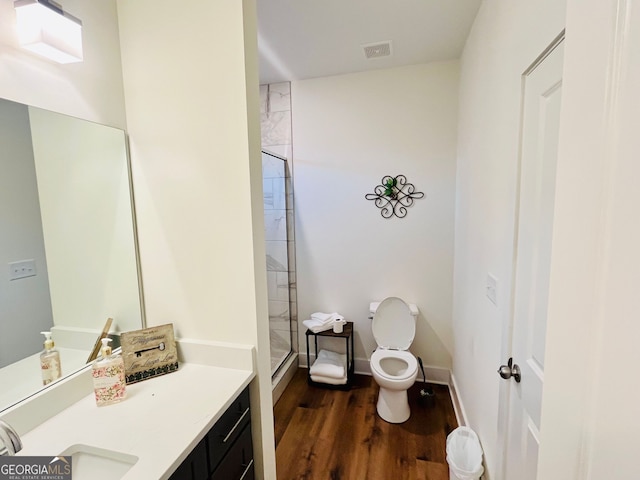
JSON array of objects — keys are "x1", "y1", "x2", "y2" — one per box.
[{"x1": 120, "y1": 323, "x2": 178, "y2": 384}]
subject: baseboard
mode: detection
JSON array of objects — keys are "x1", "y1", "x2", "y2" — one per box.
[
  {"x1": 449, "y1": 372, "x2": 468, "y2": 427},
  {"x1": 418, "y1": 365, "x2": 450, "y2": 385},
  {"x1": 272, "y1": 353, "x2": 298, "y2": 404}
]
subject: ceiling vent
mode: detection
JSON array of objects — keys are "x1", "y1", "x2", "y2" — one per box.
[{"x1": 362, "y1": 41, "x2": 392, "y2": 59}]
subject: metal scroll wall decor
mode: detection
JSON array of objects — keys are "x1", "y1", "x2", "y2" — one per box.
[{"x1": 365, "y1": 175, "x2": 424, "y2": 219}]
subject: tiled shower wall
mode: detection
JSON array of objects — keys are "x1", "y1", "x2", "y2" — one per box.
[
  {"x1": 260, "y1": 83, "x2": 292, "y2": 161},
  {"x1": 260, "y1": 82, "x2": 297, "y2": 372}
]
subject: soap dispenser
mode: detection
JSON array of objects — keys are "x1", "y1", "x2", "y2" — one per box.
[
  {"x1": 40, "y1": 331, "x2": 62, "y2": 385},
  {"x1": 92, "y1": 338, "x2": 126, "y2": 406}
]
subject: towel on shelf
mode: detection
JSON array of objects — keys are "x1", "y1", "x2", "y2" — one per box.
[
  {"x1": 309, "y1": 349, "x2": 346, "y2": 379},
  {"x1": 310, "y1": 312, "x2": 334, "y2": 323},
  {"x1": 311, "y1": 312, "x2": 345, "y2": 324},
  {"x1": 369, "y1": 301, "x2": 419, "y2": 316},
  {"x1": 304, "y1": 312, "x2": 346, "y2": 333},
  {"x1": 303, "y1": 319, "x2": 334, "y2": 333},
  {"x1": 310, "y1": 374, "x2": 347, "y2": 386}
]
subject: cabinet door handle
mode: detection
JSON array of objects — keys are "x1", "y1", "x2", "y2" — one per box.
[
  {"x1": 222, "y1": 407, "x2": 250, "y2": 443},
  {"x1": 239, "y1": 459, "x2": 254, "y2": 480}
]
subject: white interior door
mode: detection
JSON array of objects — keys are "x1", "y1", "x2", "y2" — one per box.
[{"x1": 503, "y1": 38, "x2": 564, "y2": 480}]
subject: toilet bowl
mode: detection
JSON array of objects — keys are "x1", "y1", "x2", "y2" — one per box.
[{"x1": 370, "y1": 297, "x2": 419, "y2": 424}]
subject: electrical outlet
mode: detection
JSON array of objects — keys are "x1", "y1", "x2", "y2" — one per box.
[
  {"x1": 9, "y1": 259, "x2": 36, "y2": 280},
  {"x1": 486, "y1": 273, "x2": 497, "y2": 305}
]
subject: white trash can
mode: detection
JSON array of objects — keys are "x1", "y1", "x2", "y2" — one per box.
[{"x1": 446, "y1": 426, "x2": 484, "y2": 480}]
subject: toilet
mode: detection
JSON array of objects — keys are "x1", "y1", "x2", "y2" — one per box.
[{"x1": 370, "y1": 297, "x2": 419, "y2": 423}]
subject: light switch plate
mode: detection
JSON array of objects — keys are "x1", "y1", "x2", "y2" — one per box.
[
  {"x1": 486, "y1": 273, "x2": 498, "y2": 305},
  {"x1": 9, "y1": 259, "x2": 36, "y2": 280}
]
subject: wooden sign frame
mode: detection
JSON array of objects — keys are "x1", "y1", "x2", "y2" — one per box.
[{"x1": 120, "y1": 323, "x2": 178, "y2": 384}]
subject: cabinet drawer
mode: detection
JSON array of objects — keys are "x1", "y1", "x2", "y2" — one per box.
[
  {"x1": 169, "y1": 437, "x2": 208, "y2": 480},
  {"x1": 207, "y1": 387, "x2": 251, "y2": 473},
  {"x1": 210, "y1": 423, "x2": 254, "y2": 480}
]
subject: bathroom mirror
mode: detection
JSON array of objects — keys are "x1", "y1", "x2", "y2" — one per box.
[{"x1": 0, "y1": 97, "x2": 144, "y2": 413}]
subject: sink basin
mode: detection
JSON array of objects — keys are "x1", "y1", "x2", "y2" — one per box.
[{"x1": 58, "y1": 444, "x2": 138, "y2": 480}]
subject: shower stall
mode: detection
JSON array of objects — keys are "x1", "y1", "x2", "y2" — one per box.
[{"x1": 262, "y1": 150, "x2": 297, "y2": 376}]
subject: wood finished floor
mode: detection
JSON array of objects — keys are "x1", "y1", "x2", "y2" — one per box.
[{"x1": 274, "y1": 369, "x2": 458, "y2": 480}]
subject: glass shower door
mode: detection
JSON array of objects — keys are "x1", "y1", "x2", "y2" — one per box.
[{"x1": 262, "y1": 151, "x2": 293, "y2": 375}]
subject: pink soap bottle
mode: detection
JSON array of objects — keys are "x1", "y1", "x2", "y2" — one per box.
[{"x1": 92, "y1": 338, "x2": 126, "y2": 406}]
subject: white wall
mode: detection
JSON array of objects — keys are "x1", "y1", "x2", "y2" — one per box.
[
  {"x1": 453, "y1": 1, "x2": 565, "y2": 477},
  {"x1": 116, "y1": 0, "x2": 265, "y2": 346},
  {"x1": 0, "y1": 99, "x2": 53, "y2": 367},
  {"x1": 116, "y1": 0, "x2": 275, "y2": 478},
  {"x1": 292, "y1": 62, "x2": 459, "y2": 371},
  {"x1": 261, "y1": 82, "x2": 293, "y2": 161},
  {"x1": 0, "y1": 0, "x2": 126, "y2": 129}
]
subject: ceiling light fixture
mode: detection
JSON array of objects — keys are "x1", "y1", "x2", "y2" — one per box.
[{"x1": 14, "y1": 0, "x2": 83, "y2": 64}]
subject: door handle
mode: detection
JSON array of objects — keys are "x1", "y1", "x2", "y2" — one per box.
[{"x1": 498, "y1": 357, "x2": 521, "y2": 383}]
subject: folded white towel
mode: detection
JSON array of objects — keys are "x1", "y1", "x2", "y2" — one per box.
[
  {"x1": 318, "y1": 348, "x2": 346, "y2": 364},
  {"x1": 309, "y1": 349, "x2": 346, "y2": 379},
  {"x1": 369, "y1": 301, "x2": 419, "y2": 316},
  {"x1": 311, "y1": 312, "x2": 345, "y2": 324},
  {"x1": 303, "y1": 319, "x2": 333, "y2": 333},
  {"x1": 310, "y1": 312, "x2": 333, "y2": 323},
  {"x1": 310, "y1": 374, "x2": 347, "y2": 386}
]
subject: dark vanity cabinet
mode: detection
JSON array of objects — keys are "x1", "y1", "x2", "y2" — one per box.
[{"x1": 169, "y1": 386, "x2": 254, "y2": 480}]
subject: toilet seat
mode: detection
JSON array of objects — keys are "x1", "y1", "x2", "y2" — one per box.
[
  {"x1": 372, "y1": 297, "x2": 416, "y2": 350},
  {"x1": 371, "y1": 348, "x2": 418, "y2": 381}
]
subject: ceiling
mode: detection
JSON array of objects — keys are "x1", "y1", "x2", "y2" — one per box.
[{"x1": 256, "y1": 0, "x2": 482, "y2": 85}]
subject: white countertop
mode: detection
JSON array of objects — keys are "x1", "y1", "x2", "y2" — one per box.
[{"x1": 17, "y1": 362, "x2": 254, "y2": 480}]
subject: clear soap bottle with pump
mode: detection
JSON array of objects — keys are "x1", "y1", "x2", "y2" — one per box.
[
  {"x1": 92, "y1": 338, "x2": 126, "y2": 406},
  {"x1": 40, "y1": 331, "x2": 62, "y2": 385}
]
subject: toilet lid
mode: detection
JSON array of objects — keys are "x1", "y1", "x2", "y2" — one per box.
[{"x1": 372, "y1": 297, "x2": 416, "y2": 350}]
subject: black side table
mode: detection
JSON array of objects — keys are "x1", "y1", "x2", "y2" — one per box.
[{"x1": 305, "y1": 322, "x2": 355, "y2": 390}]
